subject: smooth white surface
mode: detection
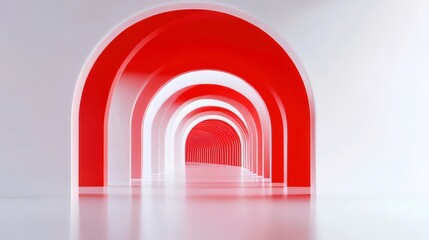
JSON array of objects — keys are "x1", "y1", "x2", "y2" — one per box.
[
  {"x1": 1, "y1": 0, "x2": 429, "y2": 197},
  {"x1": 0, "y1": 164, "x2": 428, "y2": 240},
  {"x1": 108, "y1": 74, "x2": 146, "y2": 186}
]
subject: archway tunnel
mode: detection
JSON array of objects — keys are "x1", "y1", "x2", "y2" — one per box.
[
  {"x1": 186, "y1": 119, "x2": 242, "y2": 167},
  {"x1": 72, "y1": 7, "x2": 315, "y2": 194}
]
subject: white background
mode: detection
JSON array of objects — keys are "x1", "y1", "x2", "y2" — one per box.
[{"x1": 1, "y1": 0, "x2": 428, "y2": 197}]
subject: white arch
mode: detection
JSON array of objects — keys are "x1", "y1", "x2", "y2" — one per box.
[
  {"x1": 176, "y1": 114, "x2": 247, "y2": 180},
  {"x1": 153, "y1": 94, "x2": 260, "y2": 173},
  {"x1": 163, "y1": 101, "x2": 250, "y2": 177},
  {"x1": 142, "y1": 70, "x2": 271, "y2": 180}
]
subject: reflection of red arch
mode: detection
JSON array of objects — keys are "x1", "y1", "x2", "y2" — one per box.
[{"x1": 73, "y1": 6, "x2": 314, "y2": 192}]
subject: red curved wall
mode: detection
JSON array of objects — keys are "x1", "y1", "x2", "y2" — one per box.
[
  {"x1": 78, "y1": 9, "x2": 312, "y2": 188},
  {"x1": 186, "y1": 119, "x2": 241, "y2": 167}
]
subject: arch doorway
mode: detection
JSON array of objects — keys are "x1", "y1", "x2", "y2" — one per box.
[{"x1": 72, "y1": 5, "x2": 315, "y2": 195}]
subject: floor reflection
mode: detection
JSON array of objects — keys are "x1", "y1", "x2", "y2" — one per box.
[
  {"x1": 76, "y1": 164, "x2": 314, "y2": 240},
  {"x1": 1, "y1": 163, "x2": 428, "y2": 240},
  {"x1": 76, "y1": 187, "x2": 312, "y2": 240}
]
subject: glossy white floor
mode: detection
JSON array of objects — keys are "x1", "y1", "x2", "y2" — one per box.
[{"x1": 0, "y1": 163, "x2": 428, "y2": 240}]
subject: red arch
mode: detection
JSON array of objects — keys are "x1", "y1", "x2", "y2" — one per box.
[
  {"x1": 176, "y1": 110, "x2": 249, "y2": 168},
  {"x1": 186, "y1": 119, "x2": 241, "y2": 167},
  {"x1": 75, "y1": 8, "x2": 313, "y2": 190},
  {"x1": 154, "y1": 105, "x2": 251, "y2": 169},
  {"x1": 132, "y1": 84, "x2": 261, "y2": 178}
]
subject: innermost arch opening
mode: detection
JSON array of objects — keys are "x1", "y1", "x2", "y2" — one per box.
[
  {"x1": 185, "y1": 119, "x2": 246, "y2": 182},
  {"x1": 186, "y1": 119, "x2": 241, "y2": 167}
]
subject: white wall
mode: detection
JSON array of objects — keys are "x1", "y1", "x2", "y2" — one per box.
[{"x1": 1, "y1": 0, "x2": 428, "y2": 197}]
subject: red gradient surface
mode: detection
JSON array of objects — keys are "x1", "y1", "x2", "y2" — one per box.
[
  {"x1": 186, "y1": 119, "x2": 241, "y2": 166},
  {"x1": 77, "y1": 9, "x2": 312, "y2": 189}
]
